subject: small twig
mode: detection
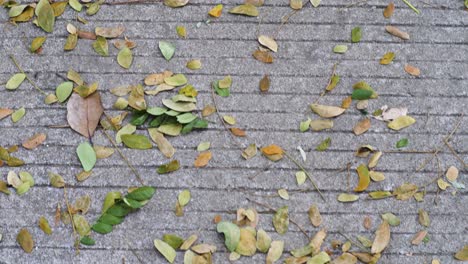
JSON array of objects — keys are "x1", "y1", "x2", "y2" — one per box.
[
  {"x1": 337, "y1": 231, "x2": 371, "y2": 253},
  {"x1": 443, "y1": 139, "x2": 467, "y2": 168},
  {"x1": 401, "y1": 0, "x2": 421, "y2": 14},
  {"x1": 63, "y1": 185, "x2": 80, "y2": 252},
  {"x1": 48, "y1": 124, "x2": 71, "y2": 128},
  {"x1": 246, "y1": 197, "x2": 310, "y2": 240},
  {"x1": 314, "y1": 63, "x2": 338, "y2": 104},
  {"x1": 283, "y1": 151, "x2": 325, "y2": 201},
  {"x1": 9, "y1": 54, "x2": 47, "y2": 96},
  {"x1": 101, "y1": 129, "x2": 145, "y2": 185},
  {"x1": 383, "y1": 150, "x2": 436, "y2": 154}
]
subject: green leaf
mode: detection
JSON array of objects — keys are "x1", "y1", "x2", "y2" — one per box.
[
  {"x1": 154, "y1": 239, "x2": 177, "y2": 263},
  {"x1": 333, "y1": 45, "x2": 348, "y2": 54},
  {"x1": 163, "y1": 234, "x2": 184, "y2": 249},
  {"x1": 98, "y1": 213, "x2": 123, "y2": 226},
  {"x1": 126, "y1": 186, "x2": 156, "y2": 201},
  {"x1": 177, "y1": 113, "x2": 197, "y2": 124},
  {"x1": 326, "y1": 74, "x2": 340, "y2": 91},
  {"x1": 273, "y1": 206, "x2": 289, "y2": 234},
  {"x1": 92, "y1": 36, "x2": 108, "y2": 56},
  {"x1": 213, "y1": 80, "x2": 230, "y2": 97},
  {"x1": 92, "y1": 222, "x2": 113, "y2": 234},
  {"x1": 157, "y1": 160, "x2": 180, "y2": 174},
  {"x1": 310, "y1": 0, "x2": 321, "y2": 7},
  {"x1": 80, "y1": 236, "x2": 96, "y2": 246},
  {"x1": 218, "y1": 75, "x2": 232, "y2": 89},
  {"x1": 116, "y1": 124, "x2": 136, "y2": 144},
  {"x1": 69, "y1": 0, "x2": 82, "y2": 11},
  {"x1": 73, "y1": 214, "x2": 91, "y2": 236},
  {"x1": 158, "y1": 123, "x2": 183, "y2": 136},
  {"x1": 130, "y1": 111, "x2": 149, "y2": 126},
  {"x1": 86, "y1": 2, "x2": 101, "y2": 15},
  {"x1": 6, "y1": 73, "x2": 26, "y2": 90},
  {"x1": 106, "y1": 204, "x2": 131, "y2": 217},
  {"x1": 162, "y1": 99, "x2": 195, "y2": 112},
  {"x1": 36, "y1": 0, "x2": 55, "y2": 33},
  {"x1": 123, "y1": 197, "x2": 145, "y2": 209},
  {"x1": 30, "y1": 36, "x2": 46, "y2": 53},
  {"x1": 64, "y1": 33, "x2": 78, "y2": 51},
  {"x1": 396, "y1": 138, "x2": 409, "y2": 148},
  {"x1": 229, "y1": 4, "x2": 258, "y2": 16},
  {"x1": 351, "y1": 89, "x2": 373, "y2": 100},
  {"x1": 381, "y1": 213, "x2": 400, "y2": 226},
  {"x1": 11, "y1": 107, "x2": 26, "y2": 123},
  {"x1": 147, "y1": 107, "x2": 167, "y2": 116},
  {"x1": 159, "y1": 41, "x2": 176, "y2": 61},
  {"x1": 76, "y1": 142, "x2": 97, "y2": 172},
  {"x1": 9, "y1": 5, "x2": 28, "y2": 17},
  {"x1": 197, "y1": 141, "x2": 211, "y2": 152},
  {"x1": 117, "y1": 47, "x2": 133, "y2": 69},
  {"x1": 351, "y1": 27, "x2": 362, "y2": 43},
  {"x1": 316, "y1": 137, "x2": 331, "y2": 151},
  {"x1": 101, "y1": 191, "x2": 122, "y2": 213},
  {"x1": 337, "y1": 193, "x2": 359, "y2": 202},
  {"x1": 121, "y1": 134, "x2": 152, "y2": 149},
  {"x1": 216, "y1": 221, "x2": 241, "y2": 252},
  {"x1": 178, "y1": 189, "x2": 191, "y2": 206},
  {"x1": 299, "y1": 118, "x2": 311, "y2": 132},
  {"x1": 164, "y1": 74, "x2": 187, "y2": 86},
  {"x1": 55, "y1": 82, "x2": 73, "y2": 102}
]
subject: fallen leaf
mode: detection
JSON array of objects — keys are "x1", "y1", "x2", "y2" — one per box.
[
  {"x1": 371, "y1": 221, "x2": 390, "y2": 254},
  {"x1": 355, "y1": 164, "x2": 370, "y2": 192},
  {"x1": 385, "y1": 25, "x2": 410, "y2": 40},
  {"x1": 121, "y1": 134, "x2": 152, "y2": 149},
  {"x1": 256, "y1": 229, "x2": 271, "y2": 253},
  {"x1": 411, "y1": 230, "x2": 427, "y2": 245},
  {"x1": 64, "y1": 33, "x2": 78, "y2": 51},
  {"x1": 159, "y1": 41, "x2": 176, "y2": 61},
  {"x1": 67, "y1": 92, "x2": 103, "y2": 138},
  {"x1": 383, "y1": 2, "x2": 395, "y2": 18},
  {"x1": 381, "y1": 213, "x2": 400, "y2": 226},
  {"x1": 154, "y1": 239, "x2": 176, "y2": 263},
  {"x1": 310, "y1": 104, "x2": 346, "y2": 118},
  {"x1": 164, "y1": 74, "x2": 187, "y2": 86},
  {"x1": 176, "y1": 25, "x2": 186, "y2": 38},
  {"x1": 273, "y1": 206, "x2": 289, "y2": 234},
  {"x1": 290, "y1": 0, "x2": 302, "y2": 9},
  {"x1": 368, "y1": 151, "x2": 382, "y2": 169},
  {"x1": 437, "y1": 178, "x2": 450, "y2": 190},
  {"x1": 95, "y1": 26, "x2": 125, "y2": 38},
  {"x1": 76, "y1": 142, "x2": 96, "y2": 172},
  {"x1": 148, "y1": 129, "x2": 175, "y2": 158},
  {"x1": 17, "y1": 228, "x2": 34, "y2": 253},
  {"x1": 11, "y1": 107, "x2": 26, "y2": 123},
  {"x1": 353, "y1": 118, "x2": 371, "y2": 135},
  {"x1": 230, "y1": 128, "x2": 246, "y2": 137},
  {"x1": 38, "y1": 216, "x2": 52, "y2": 235},
  {"x1": 157, "y1": 160, "x2": 180, "y2": 174},
  {"x1": 396, "y1": 138, "x2": 409, "y2": 148},
  {"x1": 338, "y1": 193, "x2": 359, "y2": 202},
  {"x1": 455, "y1": 245, "x2": 468, "y2": 260},
  {"x1": 36, "y1": 0, "x2": 55, "y2": 32},
  {"x1": 258, "y1": 35, "x2": 278, "y2": 52},
  {"x1": 216, "y1": 221, "x2": 240, "y2": 252},
  {"x1": 0, "y1": 109, "x2": 13, "y2": 120},
  {"x1": 311, "y1": 0, "x2": 321, "y2": 7},
  {"x1": 194, "y1": 151, "x2": 212, "y2": 168},
  {"x1": 369, "y1": 171, "x2": 385, "y2": 182},
  {"x1": 309, "y1": 229, "x2": 327, "y2": 255},
  {"x1": 178, "y1": 189, "x2": 191, "y2": 207},
  {"x1": 266, "y1": 240, "x2": 284, "y2": 264},
  {"x1": 22, "y1": 133, "x2": 46, "y2": 150},
  {"x1": 316, "y1": 137, "x2": 331, "y2": 151},
  {"x1": 6, "y1": 73, "x2": 26, "y2": 90},
  {"x1": 186, "y1": 59, "x2": 202, "y2": 70},
  {"x1": 351, "y1": 27, "x2": 362, "y2": 43},
  {"x1": 202, "y1": 105, "x2": 216, "y2": 117},
  {"x1": 418, "y1": 209, "x2": 430, "y2": 227},
  {"x1": 253, "y1": 50, "x2": 273, "y2": 63},
  {"x1": 387, "y1": 115, "x2": 416, "y2": 130},
  {"x1": 55, "y1": 82, "x2": 73, "y2": 103},
  {"x1": 308, "y1": 204, "x2": 322, "y2": 227},
  {"x1": 242, "y1": 144, "x2": 257, "y2": 160},
  {"x1": 446, "y1": 166, "x2": 458, "y2": 182},
  {"x1": 404, "y1": 64, "x2": 420, "y2": 76},
  {"x1": 208, "y1": 4, "x2": 223, "y2": 17},
  {"x1": 164, "y1": 0, "x2": 188, "y2": 8},
  {"x1": 333, "y1": 45, "x2": 348, "y2": 53},
  {"x1": 191, "y1": 244, "x2": 216, "y2": 254},
  {"x1": 380, "y1": 52, "x2": 395, "y2": 65},
  {"x1": 92, "y1": 36, "x2": 108, "y2": 56},
  {"x1": 117, "y1": 47, "x2": 133, "y2": 69},
  {"x1": 393, "y1": 183, "x2": 418, "y2": 200},
  {"x1": 259, "y1": 75, "x2": 270, "y2": 92},
  {"x1": 229, "y1": 4, "x2": 258, "y2": 16}
]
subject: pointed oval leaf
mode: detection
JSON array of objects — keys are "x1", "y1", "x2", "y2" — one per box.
[
  {"x1": 154, "y1": 239, "x2": 176, "y2": 263},
  {"x1": 77, "y1": 142, "x2": 96, "y2": 172},
  {"x1": 117, "y1": 47, "x2": 133, "y2": 69},
  {"x1": 6, "y1": 73, "x2": 26, "y2": 90},
  {"x1": 217, "y1": 221, "x2": 241, "y2": 252},
  {"x1": 159, "y1": 41, "x2": 176, "y2": 61}
]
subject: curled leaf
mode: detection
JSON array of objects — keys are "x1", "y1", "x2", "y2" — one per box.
[{"x1": 217, "y1": 221, "x2": 241, "y2": 252}]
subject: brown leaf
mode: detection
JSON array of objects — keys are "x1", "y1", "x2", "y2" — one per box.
[
  {"x1": 261, "y1": 145, "x2": 283, "y2": 155},
  {"x1": 404, "y1": 64, "x2": 420, "y2": 76},
  {"x1": 383, "y1": 2, "x2": 394, "y2": 18},
  {"x1": 17, "y1": 228, "x2": 34, "y2": 253},
  {"x1": 230, "y1": 128, "x2": 246, "y2": 137},
  {"x1": 202, "y1": 105, "x2": 216, "y2": 117},
  {"x1": 253, "y1": 50, "x2": 273, "y2": 63},
  {"x1": 148, "y1": 128, "x2": 175, "y2": 158},
  {"x1": 77, "y1": 30, "x2": 97, "y2": 40},
  {"x1": 363, "y1": 216, "x2": 372, "y2": 230},
  {"x1": 341, "y1": 96, "x2": 352, "y2": 109},
  {"x1": 144, "y1": 71, "x2": 173, "y2": 86},
  {"x1": 308, "y1": 204, "x2": 322, "y2": 227},
  {"x1": 259, "y1": 74, "x2": 270, "y2": 92},
  {"x1": 95, "y1": 26, "x2": 125, "y2": 38},
  {"x1": 194, "y1": 151, "x2": 212, "y2": 168},
  {"x1": 309, "y1": 229, "x2": 327, "y2": 255},
  {"x1": 385, "y1": 26, "x2": 410, "y2": 40},
  {"x1": 0, "y1": 108, "x2": 14, "y2": 120},
  {"x1": 66, "y1": 92, "x2": 104, "y2": 138},
  {"x1": 22, "y1": 133, "x2": 47, "y2": 150},
  {"x1": 353, "y1": 118, "x2": 371, "y2": 135},
  {"x1": 411, "y1": 230, "x2": 427, "y2": 245},
  {"x1": 371, "y1": 221, "x2": 390, "y2": 254}
]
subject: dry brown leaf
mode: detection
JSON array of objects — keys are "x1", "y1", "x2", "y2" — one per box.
[
  {"x1": 309, "y1": 229, "x2": 327, "y2": 255},
  {"x1": 144, "y1": 71, "x2": 173, "y2": 86},
  {"x1": 385, "y1": 26, "x2": 410, "y2": 40},
  {"x1": 446, "y1": 166, "x2": 459, "y2": 182},
  {"x1": 66, "y1": 92, "x2": 104, "y2": 138},
  {"x1": 194, "y1": 151, "x2": 212, "y2": 168},
  {"x1": 230, "y1": 128, "x2": 246, "y2": 137},
  {"x1": 77, "y1": 30, "x2": 97, "y2": 40},
  {"x1": 148, "y1": 128, "x2": 175, "y2": 158},
  {"x1": 261, "y1": 145, "x2": 283, "y2": 155},
  {"x1": 353, "y1": 118, "x2": 371, "y2": 135},
  {"x1": 404, "y1": 64, "x2": 420, "y2": 76},
  {"x1": 411, "y1": 230, "x2": 427, "y2": 245},
  {"x1": 0, "y1": 109, "x2": 14, "y2": 120},
  {"x1": 341, "y1": 96, "x2": 352, "y2": 109},
  {"x1": 17, "y1": 228, "x2": 34, "y2": 253},
  {"x1": 308, "y1": 204, "x2": 322, "y2": 227},
  {"x1": 259, "y1": 74, "x2": 270, "y2": 92},
  {"x1": 258, "y1": 35, "x2": 278, "y2": 52},
  {"x1": 252, "y1": 50, "x2": 273, "y2": 63},
  {"x1": 371, "y1": 221, "x2": 390, "y2": 254},
  {"x1": 202, "y1": 105, "x2": 216, "y2": 117},
  {"x1": 383, "y1": 2, "x2": 394, "y2": 18},
  {"x1": 22, "y1": 133, "x2": 47, "y2": 150},
  {"x1": 310, "y1": 104, "x2": 346, "y2": 118},
  {"x1": 95, "y1": 26, "x2": 125, "y2": 38},
  {"x1": 93, "y1": 145, "x2": 115, "y2": 159}
]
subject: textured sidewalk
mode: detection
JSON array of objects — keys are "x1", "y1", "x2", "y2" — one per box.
[{"x1": 0, "y1": 0, "x2": 467, "y2": 263}]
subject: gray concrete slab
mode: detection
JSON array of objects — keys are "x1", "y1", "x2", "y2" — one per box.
[{"x1": 0, "y1": 0, "x2": 467, "y2": 263}]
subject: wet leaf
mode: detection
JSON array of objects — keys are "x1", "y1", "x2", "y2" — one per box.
[
  {"x1": 17, "y1": 228, "x2": 33, "y2": 253},
  {"x1": 266, "y1": 240, "x2": 284, "y2": 264},
  {"x1": 159, "y1": 41, "x2": 176, "y2": 61},
  {"x1": 157, "y1": 160, "x2": 180, "y2": 174},
  {"x1": 154, "y1": 239, "x2": 177, "y2": 263},
  {"x1": 259, "y1": 74, "x2": 270, "y2": 92},
  {"x1": 95, "y1": 26, "x2": 125, "y2": 38},
  {"x1": 208, "y1": 4, "x2": 223, "y2": 17},
  {"x1": 176, "y1": 25, "x2": 186, "y2": 38},
  {"x1": 194, "y1": 151, "x2": 212, "y2": 168},
  {"x1": 36, "y1": 0, "x2": 55, "y2": 32},
  {"x1": 338, "y1": 193, "x2": 359, "y2": 202},
  {"x1": 117, "y1": 47, "x2": 133, "y2": 69},
  {"x1": 393, "y1": 183, "x2": 418, "y2": 200},
  {"x1": 217, "y1": 221, "x2": 241, "y2": 252},
  {"x1": 67, "y1": 92, "x2": 104, "y2": 138},
  {"x1": 455, "y1": 245, "x2": 468, "y2": 260},
  {"x1": 353, "y1": 118, "x2": 371, "y2": 135},
  {"x1": 186, "y1": 59, "x2": 202, "y2": 70},
  {"x1": 380, "y1": 52, "x2": 395, "y2": 65},
  {"x1": 253, "y1": 50, "x2": 273, "y2": 63},
  {"x1": 404, "y1": 64, "x2": 420, "y2": 76},
  {"x1": 387, "y1": 115, "x2": 416, "y2": 130},
  {"x1": 371, "y1": 221, "x2": 390, "y2": 254},
  {"x1": 333, "y1": 44, "x2": 348, "y2": 53},
  {"x1": 164, "y1": 0, "x2": 188, "y2": 8},
  {"x1": 411, "y1": 230, "x2": 427, "y2": 245},
  {"x1": 308, "y1": 204, "x2": 322, "y2": 227},
  {"x1": 273, "y1": 206, "x2": 289, "y2": 234},
  {"x1": 310, "y1": 104, "x2": 346, "y2": 118},
  {"x1": 5, "y1": 73, "x2": 26, "y2": 90},
  {"x1": 383, "y1": 2, "x2": 394, "y2": 18},
  {"x1": 351, "y1": 27, "x2": 362, "y2": 43},
  {"x1": 258, "y1": 35, "x2": 278, "y2": 52},
  {"x1": 229, "y1": 4, "x2": 258, "y2": 16},
  {"x1": 385, "y1": 25, "x2": 410, "y2": 40},
  {"x1": 418, "y1": 209, "x2": 430, "y2": 227},
  {"x1": 77, "y1": 142, "x2": 96, "y2": 172},
  {"x1": 92, "y1": 36, "x2": 108, "y2": 56},
  {"x1": 22, "y1": 133, "x2": 46, "y2": 150},
  {"x1": 256, "y1": 229, "x2": 271, "y2": 253},
  {"x1": 148, "y1": 129, "x2": 175, "y2": 158},
  {"x1": 11, "y1": 107, "x2": 26, "y2": 123},
  {"x1": 316, "y1": 137, "x2": 331, "y2": 151},
  {"x1": 121, "y1": 134, "x2": 152, "y2": 149}
]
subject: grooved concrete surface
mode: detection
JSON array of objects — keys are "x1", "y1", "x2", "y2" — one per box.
[{"x1": 0, "y1": 0, "x2": 467, "y2": 263}]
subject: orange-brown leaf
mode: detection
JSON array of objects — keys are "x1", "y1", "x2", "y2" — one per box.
[
  {"x1": 383, "y1": 2, "x2": 394, "y2": 18},
  {"x1": 22, "y1": 133, "x2": 47, "y2": 150},
  {"x1": 259, "y1": 74, "x2": 270, "y2": 92},
  {"x1": 404, "y1": 64, "x2": 420, "y2": 77},
  {"x1": 341, "y1": 96, "x2": 352, "y2": 109},
  {"x1": 353, "y1": 118, "x2": 371, "y2": 135},
  {"x1": 371, "y1": 221, "x2": 390, "y2": 254},
  {"x1": 0, "y1": 108, "x2": 14, "y2": 120},
  {"x1": 253, "y1": 50, "x2": 273, "y2": 63},
  {"x1": 261, "y1": 144, "x2": 283, "y2": 155},
  {"x1": 230, "y1": 127, "x2": 246, "y2": 137},
  {"x1": 194, "y1": 151, "x2": 212, "y2": 168}
]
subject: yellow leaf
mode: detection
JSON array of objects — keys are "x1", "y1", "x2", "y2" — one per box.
[
  {"x1": 371, "y1": 221, "x2": 390, "y2": 254},
  {"x1": 208, "y1": 4, "x2": 223, "y2": 17},
  {"x1": 387, "y1": 115, "x2": 416, "y2": 130},
  {"x1": 354, "y1": 164, "x2": 370, "y2": 192}
]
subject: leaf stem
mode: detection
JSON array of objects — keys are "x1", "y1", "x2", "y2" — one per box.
[
  {"x1": 283, "y1": 151, "x2": 326, "y2": 201},
  {"x1": 401, "y1": 0, "x2": 421, "y2": 14},
  {"x1": 9, "y1": 54, "x2": 47, "y2": 96}
]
